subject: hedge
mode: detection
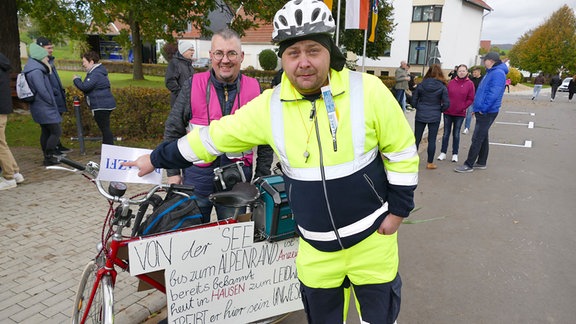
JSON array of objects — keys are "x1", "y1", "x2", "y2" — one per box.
[{"x1": 62, "y1": 87, "x2": 171, "y2": 141}]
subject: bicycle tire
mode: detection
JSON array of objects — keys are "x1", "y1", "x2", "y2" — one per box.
[{"x1": 71, "y1": 261, "x2": 114, "y2": 324}]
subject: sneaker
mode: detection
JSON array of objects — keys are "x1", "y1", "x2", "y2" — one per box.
[
  {"x1": 0, "y1": 178, "x2": 17, "y2": 190},
  {"x1": 426, "y1": 163, "x2": 437, "y2": 169},
  {"x1": 14, "y1": 173, "x2": 25, "y2": 184},
  {"x1": 454, "y1": 164, "x2": 474, "y2": 173},
  {"x1": 531, "y1": 97, "x2": 535, "y2": 100},
  {"x1": 463, "y1": 128, "x2": 469, "y2": 134},
  {"x1": 473, "y1": 163, "x2": 487, "y2": 170},
  {"x1": 452, "y1": 154, "x2": 458, "y2": 162},
  {"x1": 437, "y1": 153, "x2": 446, "y2": 161}
]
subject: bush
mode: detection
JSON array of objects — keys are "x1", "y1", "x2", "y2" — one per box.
[
  {"x1": 258, "y1": 49, "x2": 278, "y2": 71},
  {"x1": 62, "y1": 87, "x2": 171, "y2": 141},
  {"x1": 507, "y1": 67, "x2": 522, "y2": 86}
]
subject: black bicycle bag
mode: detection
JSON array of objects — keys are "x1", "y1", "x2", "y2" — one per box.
[{"x1": 136, "y1": 191, "x2": 203, "y2": 236}]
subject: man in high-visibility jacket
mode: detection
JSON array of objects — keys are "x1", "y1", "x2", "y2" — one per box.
[{"x1": 125, "y1": 0, "x2": 418, "y2": 322}]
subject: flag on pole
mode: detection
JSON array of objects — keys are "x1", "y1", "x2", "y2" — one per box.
[
  {"x1": 324, "y1": 0, "x2": 333, "y2": 10},
  {"x1": 345, "y1": 0, "x2": 369, "y2": 30},
  {"x1": 368, "y1": 0, "x2": 379, "y2": 42}
]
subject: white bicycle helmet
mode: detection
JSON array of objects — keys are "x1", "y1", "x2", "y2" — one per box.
[{"x1": 272, "y1": 0, "x2": 336, "y2": 43}]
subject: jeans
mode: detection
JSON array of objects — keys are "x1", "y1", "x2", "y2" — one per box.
[
  {"x1": 464, "y1": 112, "x2": 498, "y2": 167},
  {"x1": 464, "y1": 104, "x2": 473, "y2": 130},
  {"x1": 414, "y1": 120, "x2": 440, "y2": 163},
  {"x1": 93, "y1": 110, "x2": 114, "y2": 145},
  {"x1": 441, "y1": 115, "x2": 465, "y2": 155},
  {"x1": 533, "y1": 85, "x2": 543, "y2": 99},
  {"x1": 195, "y1": 194, "x2": 247, "y2": 223},
  {"x1": 394, "y1": 89, "x2": 406, "y2": 112}
]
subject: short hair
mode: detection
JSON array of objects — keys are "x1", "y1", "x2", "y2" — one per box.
[
  {"x1": 457, "y1": 64, "x2": 468, "y2": 71},
  {"x1": 82, "y1": 51, "x2": 100, "y2": 63},
  {"x1": 213, "y1": 28, "x2": 241, "y2": 42},
  {"x1": 472, "y1": 67, "x2": 481, "y2": 72}
]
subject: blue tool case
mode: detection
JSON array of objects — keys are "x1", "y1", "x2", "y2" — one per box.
[{"x1": 253, "y1": 175, "x2": 296, "y2": 241}]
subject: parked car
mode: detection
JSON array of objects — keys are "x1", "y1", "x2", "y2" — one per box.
[
  {"x1": 558, "y1": 77, "x2": 572, "y2": 92},
  {"x1": 192, "y1": 58, "x2": 211, "y2": 69}
]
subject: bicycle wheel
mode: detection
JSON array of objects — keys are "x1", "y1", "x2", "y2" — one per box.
[{"x1": 72, "y1": 261, "x2": 114, "y2": 324}]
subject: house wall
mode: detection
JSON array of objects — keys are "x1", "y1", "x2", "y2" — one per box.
[{"x1": 352, "y1": 0, "x2": 486, "y2": 76}]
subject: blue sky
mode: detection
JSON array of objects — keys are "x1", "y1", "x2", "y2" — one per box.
[{"x1": 480, "y1": 0, "x2": 576, "y2": 44}]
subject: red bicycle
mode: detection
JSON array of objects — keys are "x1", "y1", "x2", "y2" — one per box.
[{"x1": 49, "y1": 157, "x2": 264, "y2": 324}]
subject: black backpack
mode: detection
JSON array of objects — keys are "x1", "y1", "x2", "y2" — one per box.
[{"x1": 135, "y1": 190, "x2": 203, "y2": 236}]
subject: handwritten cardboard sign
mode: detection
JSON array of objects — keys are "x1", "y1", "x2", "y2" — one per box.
[
  {"x1": 128, "y1": 222, "x2": 302, "y2": 323},
  {"x1": 97, "y1": 144, "x2": 162, "y2": 184}
]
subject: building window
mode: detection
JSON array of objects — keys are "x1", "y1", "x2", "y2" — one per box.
[
  {"x1": 380, "y1": 71, "x2": 389, "y2": 77},
  {"x1": 408, "y1": 40, "x2": 439, "y2": 66},
  {"x1": 412, "y1": 6, "x2": 442, "y2": 22}
]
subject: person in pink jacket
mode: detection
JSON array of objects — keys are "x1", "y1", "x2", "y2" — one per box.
[{"x1": 438, "y1": 64, "x2": 475, "y2": 162}]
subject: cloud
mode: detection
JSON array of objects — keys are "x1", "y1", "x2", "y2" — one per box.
[{"x1": 481, "y1": 0, "x2": 576, "y2": 44}]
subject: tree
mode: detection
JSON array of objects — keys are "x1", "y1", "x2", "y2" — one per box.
[
  {"x1": 334, "y1": 0, "x2": 395, "y2": 59},
  {"x1": 0, "y1": 0, "x2": 22, "y2": 72},
  {"x1": 15, "y1": 0, "x2": 395, "y2": 79},
  {"x1": 508, "y1": 5, "x2": 576, "y2": 74}
]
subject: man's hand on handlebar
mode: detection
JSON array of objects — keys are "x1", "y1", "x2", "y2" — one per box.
[{"x1": 121, "y1": 154, "x2": 155, "y2": 177}]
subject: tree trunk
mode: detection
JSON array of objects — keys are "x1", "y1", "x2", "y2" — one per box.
[
  {"x1": 0, "y1": 0, "x2": 22, "y2": 72},
  {"x1": 131, "y1": 21, "x2": 144, "y2": 80}
]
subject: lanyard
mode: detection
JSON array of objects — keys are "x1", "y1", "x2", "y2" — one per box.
[{"x1": 321, "y1": 85, "x2": 338, "y2": 152}]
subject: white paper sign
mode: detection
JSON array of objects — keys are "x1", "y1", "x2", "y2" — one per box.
[
  {"x1": 128, "y1": 222, "x2": 302, "y2": 323},
  {"x1": 97, "y1": 144, "x2": 162, "y2": 184}
]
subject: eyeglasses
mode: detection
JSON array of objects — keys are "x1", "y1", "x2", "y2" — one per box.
[{"x1": 211, "y1": 50, "x2": 239, "y2": 61}]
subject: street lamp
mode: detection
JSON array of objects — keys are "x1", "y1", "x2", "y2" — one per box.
[{"x1": 422, "y1": 5, "x2": 435, "y2": 75}]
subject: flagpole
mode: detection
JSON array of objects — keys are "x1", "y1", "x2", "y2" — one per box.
[
  {"x1": 361, "y1": 28, "x2": 367, "y2": 72},
  {"x1": 336, "y1": 0, "x2": 342, "y2": 46}
]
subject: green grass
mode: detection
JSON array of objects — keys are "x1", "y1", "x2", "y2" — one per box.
[
  {"x1": 57, "y1": 70, "x2": 166, "y2": 88},
  {"x1": 52, "y1": 44, "x2": 81, "y2": 60}
]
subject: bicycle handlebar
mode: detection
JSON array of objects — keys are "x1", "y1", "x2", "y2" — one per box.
[
  {"x1": 49, "y1": 157, "x2": 192, "y2": 206},
  {"x1": 58, "y1": 156, "x2": 86, "y2": 171}
]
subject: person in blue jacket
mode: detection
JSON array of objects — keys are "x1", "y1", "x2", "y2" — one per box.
[
  {"x1": 454, "y1": 51, "x2": 508, "y2": 172},
  {"x1": 22, "y1": 43, "x2": 63, "y2": 165},
  {"x1": 73, "y1": 51, "x2": 116, "y2": 145},
  {"x1": 36, "y1": 37, "x2": 72, "y2": 153}
]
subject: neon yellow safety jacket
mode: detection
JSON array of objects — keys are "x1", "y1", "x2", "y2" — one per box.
[{"x1": 154, "y1": 68, "x2": 418, "y2": 252}]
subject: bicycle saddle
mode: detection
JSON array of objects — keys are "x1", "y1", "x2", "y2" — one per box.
[{"x1": 209, "y1": 182, "x2": 260, "y2": 208}]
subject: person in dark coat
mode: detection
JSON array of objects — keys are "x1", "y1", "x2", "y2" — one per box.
[
  {"x1": 549, "y1": 73, "x2": 562, "y2": 102},
  {"x1": 165, "y1": 40, "x2": 195, "y2": 107},
  {"x1": 568, "y1": 75, "x2": 576, "y2": 101},
  {"x1": 22, "y1": 43, "x2": 63, "y2": 165},
  {"x1": 73, "y1": 51, "x2": 116, "y2": 145},
  {"x1": 412, "y1": 64, "x2": 450, "y2": 169},
  {"x1": 0, "y1": 52, "x2": 24, "y2": 190},
  {"x1": 36, "y1": 36, "x2": 71, "y2": 153}
]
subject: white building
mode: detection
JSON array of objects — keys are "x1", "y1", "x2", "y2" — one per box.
[{"x1": 359, "y1": 0, "x2": 492, "y2": 76}]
